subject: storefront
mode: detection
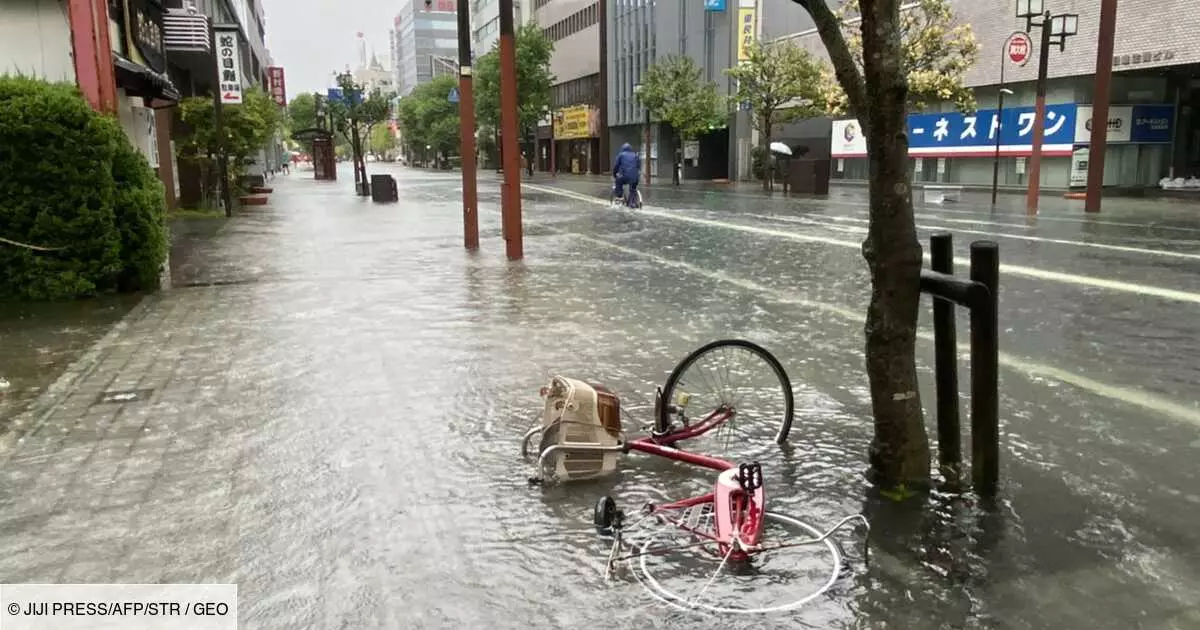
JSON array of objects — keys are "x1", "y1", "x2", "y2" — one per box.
[
  {"x1": 108, "y1": 0, "x2": 180, "y2": 202},
  {"x1": 830, "y1": 98, "x2": 1176, "y2": 191},
  {"x1": 541, "y1": 104, "x2": 601, "y2": 174}
]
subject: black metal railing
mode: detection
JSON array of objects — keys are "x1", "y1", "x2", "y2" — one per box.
[{"x1": 920, "y1": 233, "x2": 999, "y2": 497}]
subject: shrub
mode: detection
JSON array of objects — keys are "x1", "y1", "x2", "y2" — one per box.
[
  {"x1": 0, "y1": 75, "x2": 167, "y2": 300},
  {"x1": 108, "y1": 123, "x2": 168, "y2": 292}
]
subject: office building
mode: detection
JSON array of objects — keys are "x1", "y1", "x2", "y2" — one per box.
[
  {"x1": 393, "y1": 0, "x2": 459, "y2": 96},
  {"x1": 536, "y1": 0, "x2": 604, "y2": 173}
]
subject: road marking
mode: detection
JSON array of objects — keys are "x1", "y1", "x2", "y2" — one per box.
[
  {"x1": 596, "y1": 182, "x2": 1200, "y2": 234},
  {"x1": 545, "y1": 226, "x2": 1200, "y2": 429},
  {"x1": 753, "y1": 213, "x2": 1200, "y2": 261},
  {"x1": 524, "y1": 184, "x2": 1200, "y2": 306}
]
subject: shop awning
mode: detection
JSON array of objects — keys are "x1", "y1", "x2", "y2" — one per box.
[{"x1": 112, "y1": 54, "x2": 181, "y2": 107}]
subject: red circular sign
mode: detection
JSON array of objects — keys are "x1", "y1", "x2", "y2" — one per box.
[{"x1": 1006, "y1": 32, "x2": 1032, "y2": 66}]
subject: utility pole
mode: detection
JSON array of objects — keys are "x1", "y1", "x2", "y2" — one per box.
[
  {"x1": 498, "y1": 0, "x2": 523, "y2": 259},
  {"x1": 456, "y1": 0, "x2": 479, "y2": 249},
  {"x1": 1084, "y1": 0, "x2": 1119, "y2": 213},
  {"x1": 1025, "y1": 11, "x2": 1052, "y2": 215}
]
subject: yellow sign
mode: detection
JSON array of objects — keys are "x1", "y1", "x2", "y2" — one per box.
[
  {"x1": 736, "y1": 8, "x2": 756, "y2": 62},
  {"x1": 554, "y1": 105, "x2": 593, "y2": 140}
]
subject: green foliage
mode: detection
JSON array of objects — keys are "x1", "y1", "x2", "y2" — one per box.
[
  {"x1": 820, "y1": 0, "x2": 979, "y2": 115},
  {"x1": 369, "y1": 123, "x2": 394, "y2": 156},
  {"x1": 108, "y1": 123, "x2": 167, "y2": 292},
  {"x1": 0, "y1": 75, "x2": 166, "y2": 300},
  {"x1": 178, "y1": 88, "x2": 281, "y2": 201},
  {"x1": 286, "y1": 92, "x2": 319, "y2": 151},
  {"x1": 396, "y1": 75, "x2": 461, "y2": 157},
  {"x1": 725, "y1": 40, "x2": 825, "y2": 140},
  {"x1": 638, "y1": 55, "x2": 726, "y2": 141},
  {"x1": 474, "y1": 23, "x2": 555, "y2": 138}
]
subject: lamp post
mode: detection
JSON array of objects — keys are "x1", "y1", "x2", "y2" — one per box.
[
  {"x1": 1016, "y1": 0, "x2": 1078, "y2": 215},
  {"x1": 633, "y1": 83, "x2": 651, "y2": 184},
  {"x1": 991, "y1": 88, "x2": 1014, "y2": 206}
]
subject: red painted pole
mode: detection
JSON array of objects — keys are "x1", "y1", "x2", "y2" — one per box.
[
  {"x1": 1085, "y1": 0, "x2": 1119, "y2": 214},
  {"x1": 1025, "y1": 12, "x2": 1052, "y2": 215},
  {"x1": 455, "y1": 0, "x2": 479, "y2": 250},
  {"x1": 498, "y1": 0, "x2": 523, "y2": 260}
]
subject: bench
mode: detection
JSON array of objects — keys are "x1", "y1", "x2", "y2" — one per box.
[{"x1": 922, "y1": 185, "x2": 963, "y2": 204}]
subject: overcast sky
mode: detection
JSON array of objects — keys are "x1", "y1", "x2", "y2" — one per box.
[{"x1": 261, "y1": 0, "x2": 398, "y2": 98}]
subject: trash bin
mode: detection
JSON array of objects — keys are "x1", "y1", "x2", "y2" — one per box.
[{"x1": 370, "y1": 174, "x2": 398, "y2": 202}]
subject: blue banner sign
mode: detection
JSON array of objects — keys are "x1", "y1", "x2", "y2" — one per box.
[
  {"x1": 905, "y1": 103, "x2": 1078, "y2": 157},
  {"x1": 832, "y1": 103, "x2": 1080, "y2": 158},
  {"x1": 704, "y1": 0, "x2": 726, "y2": 12},
  {"x1": 1130, "y1": 105, "x2": 1174, "y2": 143}
]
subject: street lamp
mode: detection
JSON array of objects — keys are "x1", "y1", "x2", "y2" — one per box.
[
  {"x1": 1016, "y1": 1, "x2": 1077, "y2": 214},
  {"x1": 633, "y1": 82, "x2": 650, "y2": 183},
  {"x1": 991, "y1": 87, "x2": 1014, "y2": 206}
]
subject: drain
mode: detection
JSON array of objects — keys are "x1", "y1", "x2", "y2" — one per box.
[{"x1": 96, "y1": 388, "x2": 155, "y2": 404}]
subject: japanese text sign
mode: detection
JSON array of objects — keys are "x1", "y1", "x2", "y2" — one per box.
[
  {"x1": 832, "y1": 103, "x2": 1079, "y2": 158},
  {"x1": 736, "y1": 7, "x2": 755, "y2": 62},
  {"x1": 215, "y1": 27, "x2": 243, "y2": 105},
  {"x1": 268, "y1": 66, "x2": 287, "y2": 107}
]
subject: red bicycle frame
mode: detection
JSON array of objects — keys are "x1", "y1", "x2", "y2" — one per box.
[{"x1": 624, "y1": 407, "x2": 766, "y2": 558}]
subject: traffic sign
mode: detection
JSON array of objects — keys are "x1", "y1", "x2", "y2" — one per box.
[
  {"x1": 1006, "y1": 31, "x2": 1033, "y2": 67},
  {"x1": 448, "y1": 87, "x2": 460, "y2": 104}
]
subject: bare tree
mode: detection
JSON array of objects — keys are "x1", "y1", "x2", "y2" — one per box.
[{"x1": 793, "y1": 0, "x2": 929, "y2": 489}]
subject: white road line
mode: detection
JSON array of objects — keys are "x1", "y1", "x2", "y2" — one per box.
[
  {"x1": 639, "y1": 184, "x2": 1200, "y2": 234},
  {"x1": 525, "y1": 184, "x2": 1200, "y2": 306},
  {"x1": 548, "y1": 226, "x2": 1200, "y2": 429},
  {"x1": 753, "y1": 213, "x2": 1200, "y2": 261}
]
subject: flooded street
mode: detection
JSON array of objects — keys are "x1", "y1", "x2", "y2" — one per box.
[{"x1": 1, "y1": 166, "x2": 1198, "y2": 629}]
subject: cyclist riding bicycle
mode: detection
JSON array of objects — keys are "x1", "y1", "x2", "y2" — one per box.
[{"x1": 612, "y1": 142, "x2": 641, "y2": 208}]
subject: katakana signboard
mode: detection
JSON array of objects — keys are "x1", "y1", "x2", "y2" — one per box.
[
  {"x1": 268, "y1": 66, "x2": 287, "y2": 107},
  {"x1": 832, "y1": 103, "x2": 1080, "y2": 158},
  {"x1": 215, "y1": 27, "x2": 243, "y2": 105}
]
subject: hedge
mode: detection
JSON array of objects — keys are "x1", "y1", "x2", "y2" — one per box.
[{"x1": 0, "y1": 75, "x2": 167, "y2": 300}]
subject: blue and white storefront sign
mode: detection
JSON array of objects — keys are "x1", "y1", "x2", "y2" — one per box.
[
  {"x1": 831, "y1": 103, "x2": 1079, "y2": 158},
  {"x1": 704, "y1": 0, "x2": 727, "y2": 11},
  {"x1": 1074, "y1": 104, "x2": 1175, "y2": 144}
]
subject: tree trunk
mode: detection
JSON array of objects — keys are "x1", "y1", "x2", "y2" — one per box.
[
  {"x1": 858, "y1": 0, "x2": 929, "y2": 488},
  {"x1": 761, "y1": 112, "x2": 772, "y2": 191}
]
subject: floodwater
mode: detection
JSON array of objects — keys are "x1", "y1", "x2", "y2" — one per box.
[{"x1": 0, "y1": 165, "x2": 1197, "y2": 629}]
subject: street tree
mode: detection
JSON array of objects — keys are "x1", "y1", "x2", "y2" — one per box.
[
  {"x1": 724, "y1": 41, "x2": 825, "y2": 189},
  {"x1": 637, "y1": 55, "x2": 726, "y2": 181},
  {"x1": 178, "y1": 87, "x2": 281, "y2": 204},
  {"x1": 396, "y1": 75, "x2": 462, "y2": 167},
  {"x1": 285, "y1": 92, "x2": 319, "y2": 154},
  {"x1": 790, "y1": 0, "x2": 939, "y2": 491},
  {"x1": 328, "y1": 73, "x2": 391, "y2": 193},
  {"x1": 818, "y1": 0, "x2": 979, "y2": 115},
  {"x1": 474, "y1": 23, "x2": 555, "y2": 156}
]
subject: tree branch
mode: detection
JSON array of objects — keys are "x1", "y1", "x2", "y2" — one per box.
[{"x1": 795, "y1": 0, "x2": 868, "y2": 129}]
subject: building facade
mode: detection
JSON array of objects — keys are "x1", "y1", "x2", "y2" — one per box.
[
  {"x1": 472, "y1": 0, "x2": 532, "y2": 57},
  {"x1": 778, "y1": 0, "x2": 1200, "y2": 191},
  {"x1": 393, "y1": 0, "x2": 459, "y2": 96},
  {"x1": 536, "y1": 0, "x2": 604, "y2": 173}
]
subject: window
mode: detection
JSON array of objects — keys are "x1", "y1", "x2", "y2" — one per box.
[{"x1": 546, "y1": 2, "x2": 598, "y2": 41}]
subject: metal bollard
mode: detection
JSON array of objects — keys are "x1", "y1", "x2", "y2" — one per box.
[
  {"x1": 969, "y1": 241, "x2": 1000, "y2": 497},
  {"x1": 930, "y1": 233, "x2": 962, "y2": 483}
]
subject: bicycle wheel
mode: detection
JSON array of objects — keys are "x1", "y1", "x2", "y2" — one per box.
[{"x1": 656, "y1": 340, "x2": 793, "y2": 453}]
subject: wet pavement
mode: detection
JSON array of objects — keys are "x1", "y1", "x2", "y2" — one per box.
[{"x1": 1, "y1": 164, "x2": 1198, "y2": 629}]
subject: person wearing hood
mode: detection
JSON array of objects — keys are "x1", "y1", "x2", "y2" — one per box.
[{"x1": 612, "y1": 142, "x2": 641, "y2": 207}]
